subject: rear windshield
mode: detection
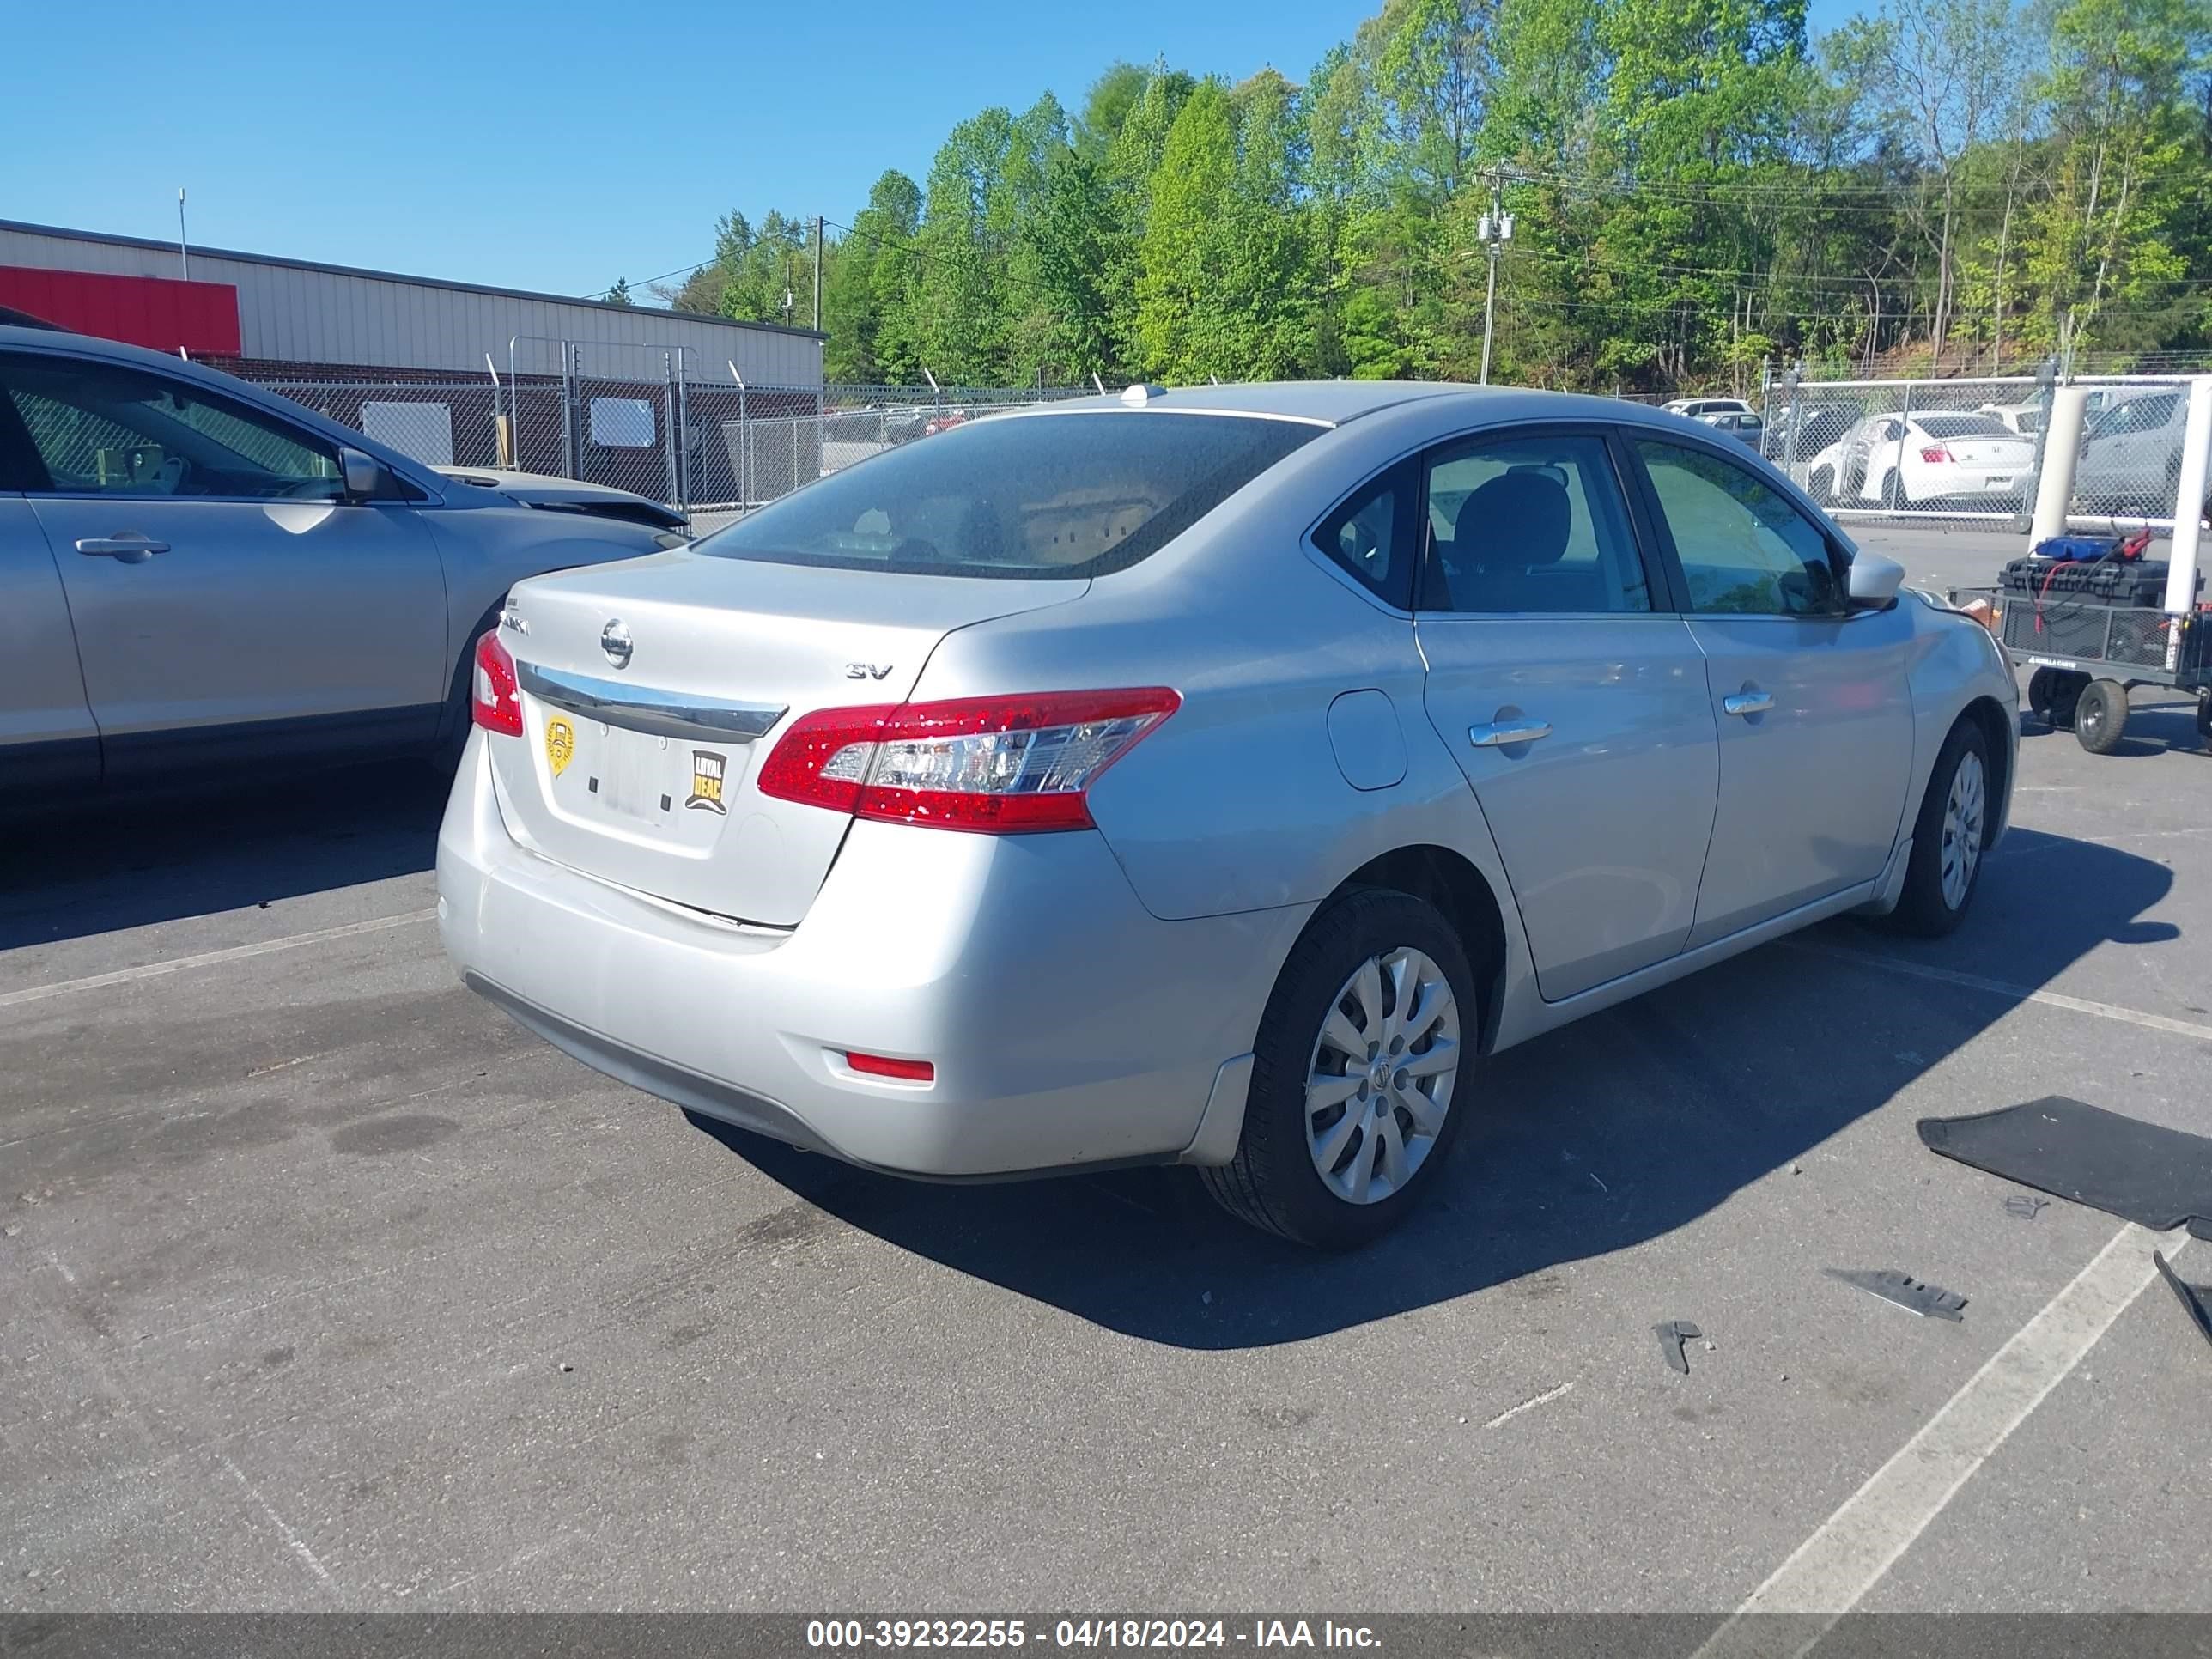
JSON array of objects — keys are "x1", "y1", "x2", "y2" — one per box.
[
  {"x1": 1915, "y1": 414, "x2": 2010, "y2": 439},
  {"x1": 692, "y1": 410, "x2": 1321, "y2": 579}
]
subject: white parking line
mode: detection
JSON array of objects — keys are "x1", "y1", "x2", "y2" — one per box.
[
  {"x1": 1791, "y1": 943, "x2": 2212, "y2": 1044},
  {"x1": 1692, "y1": 1224, "x2": 2185, "y2": 1656},
  {"x1": 0, "y1": 909, "x2": 437, "y2": 1010}
]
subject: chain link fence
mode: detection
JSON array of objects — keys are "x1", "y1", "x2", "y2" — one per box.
[
  {"x1": 227, "y1": 355, "x2": 1091, "y2": 536},
  {"x1": 1758, "y1": 371, "x2": 2200, "y2": 532}
]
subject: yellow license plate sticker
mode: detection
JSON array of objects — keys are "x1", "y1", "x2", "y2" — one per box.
[{"x1": 544, "y1": 717, "x2": 576, "y2": 778}]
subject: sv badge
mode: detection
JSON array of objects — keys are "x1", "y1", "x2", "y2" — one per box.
[{"x1": 845, "y1": 663, "x2": 894, "y2": 681}]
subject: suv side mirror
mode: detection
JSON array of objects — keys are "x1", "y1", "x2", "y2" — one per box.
[
  {"x1": 1846, "y1": 550, "x2": 1905, "y2": 611},
  {"x1": 340, "y1": 447, "x2": 395, "y2": 501}
]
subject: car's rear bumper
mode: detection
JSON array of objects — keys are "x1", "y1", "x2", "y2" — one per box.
[{"x1": 436, "y1": 732, "x2": 1305, "y2": 1177}]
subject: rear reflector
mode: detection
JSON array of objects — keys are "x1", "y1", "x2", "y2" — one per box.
[
  {"x1": 757, "y1": 688, "x2": 1180, "y2": 833},
  {"x1": 1921, "y1": 446, "x2": 1954, "y2": 464},
  {"x1": 845, "y1": 1052, "x2": 935, "y2": 1082},
  {"x1": 471, "y1": 630, "x2": 523, "y2": 737}
]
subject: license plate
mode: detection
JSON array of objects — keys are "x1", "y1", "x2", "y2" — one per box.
[{"x1": 552, "y1": 722, "x2": 742, "y2": 832}]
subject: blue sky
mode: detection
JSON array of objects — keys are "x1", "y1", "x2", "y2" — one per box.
[{"x1": 0, "y1": 0, "x2": 1858, "y2": 303}]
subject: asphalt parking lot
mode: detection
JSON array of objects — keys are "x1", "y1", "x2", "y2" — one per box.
[{"x1": 4, "y1": 523, "x2": 2208, "y2": 1618}]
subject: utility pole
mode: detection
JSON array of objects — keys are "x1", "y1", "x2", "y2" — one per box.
[
  {"x1": 1477, "y1": 170, "x2": 1513, "y2": 386},
  {"x1": 177, "y1": 187, "x2": 190, "y2": 281},
  {"x1": 812, "y1": 215, "x2": 823, "y2": 331}
]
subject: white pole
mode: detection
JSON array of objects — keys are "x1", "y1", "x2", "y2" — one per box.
[
  {"x1": 2162, "y1": 377, "x2": 2212, "y2": 646},
  {"x1": 177, "y1": 188, "x2": 189, "y2": 281},
  {"x1": 2028, "y1": 386, "x2": 2091, "y2": 546}
]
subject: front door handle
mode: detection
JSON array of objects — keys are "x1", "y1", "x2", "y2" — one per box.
[
  {"x1": 1469, "y1": 718, "x2": 1553, "y2": 747},
  {"x1": 76, "y1": 535, "x2": 171, "y2": 560},
  {"x1": 1723, "y1": 690, "x2": 1776, "y2": 717}
]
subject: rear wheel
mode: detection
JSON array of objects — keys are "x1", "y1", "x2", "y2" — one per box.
[
  {"x1": 1202, "y1": 890, "x2": 1475, "y2": 1249},
  {"x1": 1881, "y1": 468, "x2": 1910, "y2": 510},
  {"x1": 2196, "y1": 695, "x2": 2212, "y2": 741},
  {"x1": 2075, "y1": 678, "x2": 2128, "y2": 754},
  {"x1": 1808, "y1": 466, "x2": 1835, "y2": 505},
  {"x1": 1881, "y1": 720, "x2": 1990, "y2": 938}
]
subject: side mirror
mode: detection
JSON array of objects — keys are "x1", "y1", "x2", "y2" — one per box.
[
  {"x1": 340, "y1": 447, "x2": 394, "y2": 501},
  {"x1": 1846, "y1": 550, "x2": 1905, "y2": 611}
]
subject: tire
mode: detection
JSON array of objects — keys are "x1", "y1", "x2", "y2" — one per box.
[
  {"x1": 2196, "y1": 696, "x2": 2212, "y2": 740},
  {"x1": 1201, "y1": 889, "x2": 1478, "y2": 1250},
  {"x1": 2074, "y1": 678, "x2": 2128, "y2": 754},
  {"x1": 1880, "y1": 720, "x2": 1991, "y2": 938},
  {"x1": 1808, "y1": 466, "x2": 1834, "y2": 506},
  {"x1": 1881, "y1": 468, "x2": 1909, "y2": 510},
  {"x1": 2026, "y1": 667, "x2": 2057, "y2": 726}
]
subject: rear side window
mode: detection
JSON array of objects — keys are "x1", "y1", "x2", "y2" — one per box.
[
  {"x1": 1313, "y1": 462, "x2": 1413, "y2": 607},
  {"x1": 695, "y1": 410, "x2": 1320, "y2": 580}
]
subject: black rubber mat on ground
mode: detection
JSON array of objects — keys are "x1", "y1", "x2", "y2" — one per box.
[{"x1": 1917, "y1": 1097, "x2": 2212, "y2": 1240}]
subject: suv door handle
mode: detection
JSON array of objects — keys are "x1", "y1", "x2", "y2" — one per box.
[
  {"x1": 1723, "y1": 690, "x2": 1775, "y2": 717},
  {"x1": 1469, "y1": 718, "x2": 1553, "y2": 747},
  {"x1": 76, "y1": 535, "x2": 171, "y2": 560}
]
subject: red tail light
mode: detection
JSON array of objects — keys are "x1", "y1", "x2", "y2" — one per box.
[
  {"x1": 1921, "y1": 446, "x2": 1954, "y2": 464},
  {"x1": 471, "y1": 630, "x2": 523, "y2": 737},
  {"x1": 757, "y1": 688, "x2": 1181, "y2": 833}
]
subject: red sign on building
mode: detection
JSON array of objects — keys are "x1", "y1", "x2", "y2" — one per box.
[{"x1": 0, "y1": 264, "x2": 242, "y2": 356}]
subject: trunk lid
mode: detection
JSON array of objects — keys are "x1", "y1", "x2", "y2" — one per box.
[
  {"x1": 1940, "y1": 435, "x2": 2033, "y2": 470},
  {"x1": 489, "y1": 551, "x2": 1085, "y2": 924}
]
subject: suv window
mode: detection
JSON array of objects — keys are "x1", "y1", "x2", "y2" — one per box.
[
  {"x1": 1420, "y1": 432, "x2": 1653, "y2": 614},
  {"x1": 1635, "y1": 440, "x2": 1842, "y2": 617},
  {"x1": 696, "y1": 410, "x2": 1319, "y2": 580},
  {"x1": 1, "y1": 355, "x2": 344, "y2": 500}
]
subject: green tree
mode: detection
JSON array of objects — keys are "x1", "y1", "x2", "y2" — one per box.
[
  {"x1": 823, "y1": 170, "x2": 921, "y2": 381},
  {"x1": 604, "y1": 277, "x2": 632, "y2": 306}
]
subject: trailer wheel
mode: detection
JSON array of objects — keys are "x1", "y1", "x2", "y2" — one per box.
[
  {"x1": 2074, "y1": 678, "x2": 2128, "y2": 754},
  {"x1": 2029, "y1": 668, "x2": 2087, "y2": 730},
  {"x1": 2196, "y1": 695, "x2": 2211, "y2": 741}
]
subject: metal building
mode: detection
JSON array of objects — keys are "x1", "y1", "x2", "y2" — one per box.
[{"x1": 0, "y1": 218, "x2": 822, "y2": 387}]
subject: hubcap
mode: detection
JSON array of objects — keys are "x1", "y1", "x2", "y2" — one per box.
[
  {"x1": 1304, "y1": 947, "x2": 1462, "y2": 1206},
  {"x1": 1940, "y1": 750, "x2": 1985, "y2": 909}
]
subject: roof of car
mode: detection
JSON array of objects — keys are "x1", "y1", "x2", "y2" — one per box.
[{"x1": 1015, "y1": 380, "x2": 1657, "y2": 428}]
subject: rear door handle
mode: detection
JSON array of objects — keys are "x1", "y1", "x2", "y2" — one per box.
[
  {"x1": 1469, "y1": 718, "x2": 1553, "y2": 747},
  {"x1": 76, "y1": 535, "x2": 171, "y2": 560},
  {"x1": 1723, "y1": 690, "x2": 1775, "y2": 717}
]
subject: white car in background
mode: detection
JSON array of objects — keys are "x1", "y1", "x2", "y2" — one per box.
[
  {"x1": 1803, "y1": 411, "x2": 2036, "y2": 508},
  {"x1": 1662, "y1": 398, "x2": 1754, "y2": 420}
]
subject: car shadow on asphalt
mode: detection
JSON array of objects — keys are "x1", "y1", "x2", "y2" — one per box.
[
  {"x1": 0, "y1": 761, "x2": 449, "y2": 950},
  {"x1": 686, "y1": 825, "x2": 2178, "y2": 1349}
]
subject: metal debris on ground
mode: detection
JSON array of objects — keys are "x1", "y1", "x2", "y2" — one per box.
[
  {"x1": 1823, "y1": 1268, "x2": 1967, "y2": 1322},
  {"x1": 2003, "y1": 1194, "x2": 2050, "y2": 1220},
  {"x1": 2152, "y1": 1252, "x2": 2212, "y2": 1352},
  {"x1": 1654, "y1": 1320, "x2": 1703, "y2": 1375}
]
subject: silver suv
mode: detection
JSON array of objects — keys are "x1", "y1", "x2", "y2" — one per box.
[{"x1": 0, "y1": 327, "x2": 680, "y2": 799}]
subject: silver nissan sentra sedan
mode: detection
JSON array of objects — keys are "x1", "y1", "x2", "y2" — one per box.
[{"x1": 437, "y1": 380, "x2": 2017, "y2": 1248}]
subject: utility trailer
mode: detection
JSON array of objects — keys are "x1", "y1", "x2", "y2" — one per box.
[{"x1": 1950, "y1": 575, "x2": 2212, "y2": 752}]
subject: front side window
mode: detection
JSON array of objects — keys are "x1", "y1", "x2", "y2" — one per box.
[
  {"x1": 694, "y1": 410, "x2": 1319, "y2": 580},
  {"x1": 0, "y1": 355, "x2": 343, "y2": 500},
  {"x1": 1419, "y1": 432, "x2": 1653, "y2": 614},
  {"x1": 1635, "y1": 440, "x2": 1842, "y2": 617}
]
